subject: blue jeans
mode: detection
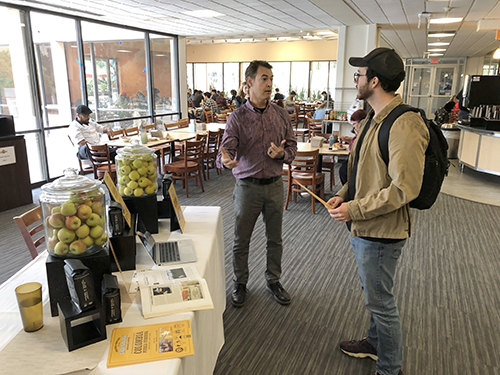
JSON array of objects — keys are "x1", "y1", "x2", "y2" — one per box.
[{"x1": 350, "y1": 236, "x2": 406, "y2": 375}]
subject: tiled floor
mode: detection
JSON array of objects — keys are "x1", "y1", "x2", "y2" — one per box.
[{"x1": 441, "y1": 159, "x2": 500, "y2": 207}]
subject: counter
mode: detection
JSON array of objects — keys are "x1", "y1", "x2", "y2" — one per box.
[{"x1": 457, "y1": 124, "x2": 500, "y2": 176}]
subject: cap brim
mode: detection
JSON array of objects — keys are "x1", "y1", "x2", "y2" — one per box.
[{"x1": 349, "y1": 57, "x2": 368, "y2": 67}]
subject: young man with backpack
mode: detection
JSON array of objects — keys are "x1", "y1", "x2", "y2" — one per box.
[{"x1": 327, "y1": 47, "x2": 430, "y2": 375}]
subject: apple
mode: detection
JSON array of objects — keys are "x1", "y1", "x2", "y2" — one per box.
[
  {"x1": 60, "y1": 202, "x2": 77, "y2": 216},
  {"x1": 94, "y1": 233, "x2": 108, "y2": 246},
  {"x1": 120, "y1": 165, "x2": 131, "y2": 175},
  {"x1": 58, "y1": 227, "x2": 76, "y2": 244},
  {"x1": 147, "y1": 173, "x2": 157, "y2": 182},
  {"x1": 134, "y1": 188, "x2": 144, "y2": 197},
  {"x1": 137, "y1": 166, "x2": 148, "y2": 176},
  {"x1": 81, "y1": 198, "x2": 93, "y2": 207},
  {"x1": 48, "y1": 213, "x2": 65, "y2": 228},
  {"x1": 77, "y1": 204, "x2": 92, "y2": 220},
  {"x1": 119, "y1": 185, "x2": 126, "y2": 195},
  {"x1": 81, "y1": 236, "x2": 94, "y2": 247},
  {"x1": 92, "y1": 202, "x2": 104, "y2": 215},
  {"x1": 86, "y1": 213, "x2": 101, "y2": 227},
  {"x1": 89, "y1": 225, "x2": 104, "y2": 239},
  {"x1": 119, "y1": 175, "x2": 130, "y2": 185},
  {"x1": 145, "y1": 185, "x2": 156, "y2": 195},
  {"x1": 124, "y1": 187, "x2": 133, "y2": 196},
  {"x1": 93, "y1": 193, "x2": 103, "y2": 202},
  {"x1": 132, "y1": 159, "x2": 143, "y2": 169},
  {"x1": 147, "y1": 165, "x2": 156, "y2": 174},
  {"x1": 138, "y1": 177, "x2": 152, "y2": 188},
  {"x1": 65, "y1": 215, "x2": 81, "y2": 230},
  {"x1": 127, "y1": 180, "x2": 138, "y2": 190},
  {"x1": 69, "y1": 240, "x2": 87, "y2": 255},
  {"x1": 48, "y1": 237, "x2": 58, "y2": 252},
  {"x1": 75, "y1": 224, "x2": 90, "y2": 238},
  {"x1": 129, "y1": 170, "x2": 140, "y2": 181},
  {"x1": 54, "y1": 241, "x2": 69, "y2": 256},
  {"x1": 51, "y1": 206, "x2": 61, "y2": 214}
]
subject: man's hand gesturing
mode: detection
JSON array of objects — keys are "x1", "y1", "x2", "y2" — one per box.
[
  {"x1": 268, "y1": 140, "x2": 286, "y2": 159},
  {"x1": 220, "y1": 146, "x2": 238, "y2": 169}
]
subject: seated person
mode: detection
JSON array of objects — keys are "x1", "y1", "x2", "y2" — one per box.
[
  {"x1": 338, "y1": 109, "x2": 367, "y2": 185},
  {"x1": 201, "y1": 92, "x2": 220, "y2": 120},
  {"x1": 312, "y1": 101, "x2": 328, "y2": 119},
  {"x1": 235, "y1": 82, "x2": 249, "y2": 108},
  {"x1": 275, "y1": 99, "x2": 285, "y2": 108},
  {"x1": 273, "y1": 88, "x2": 285, "y2": 100},
  {"x1": 284, "y1": 91, "x2": 296, "y2": 113},
  {"x1": 70, "y1": 105, "x2": 116, "y2": 161}
]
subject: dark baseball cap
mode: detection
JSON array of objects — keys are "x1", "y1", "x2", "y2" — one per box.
[
  {"x1": 76, "y1": 105, "x2": 92, "y2": 115},
  {"x1": 349, "y1": 47, "x2": 405, "y2": 81}
]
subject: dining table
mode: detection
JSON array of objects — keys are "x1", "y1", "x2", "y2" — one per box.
[{"x1": 297, "y1": 141, "x2": 349, "y2": 171}]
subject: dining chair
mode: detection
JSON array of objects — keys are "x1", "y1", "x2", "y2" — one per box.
[
  {"x1": 164, "y1": 121, "x2": 180, "y2": 131},
  {"x1": 124, "y1": 126, "x2": 139, "y2": 136},
  {"x1": 144, "y1": 124, "x2": 156, "y2": 131},
  {"x1": 215, "y1": 113, "x2": 227, "y2": 123},
  {"x1": 294, "y1": 104, "x2": 306, "y2": 126},
  {"x1": 285, "y1": 149, "x2": 325, "y2": 214},
  {"x1": 307, "y1": 118, "x2": 324, "y2": 140},
  {"x1": 178, "y1": 118, "x2": 190, "y2": 128},
  {"x1": 67, "y1": 135, "x2": 93, "y2": 175},
  {"x1": 290, "y1": 112, "x2": 307, "y2": 142},
  {"x1": 13, "y1": 206, "x2": 45, "y2": 260},
  {"x1": 204, "y1": 108, "x2": 214, "y2": 123},
  {"x1": 107, "y1": 128, "x2": 124, "y2": 140},
  {"x1": 87, "y1": 144, "x2": 117, "y2": 183},
  {"x1": 164, "y1": 140, "x2": 205, "y2": 198},
  {"x1": 204, "y1": 130, "x2": 220, "y2": 179}
]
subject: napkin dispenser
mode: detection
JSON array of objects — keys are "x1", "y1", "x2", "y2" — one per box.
[{"x1": 311, "y1": 136, "x2": 324, "y2": 148}]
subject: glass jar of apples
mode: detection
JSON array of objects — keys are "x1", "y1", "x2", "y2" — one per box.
[{"x1": 40, "y1": 168, "x2": 107, "y2": 257}]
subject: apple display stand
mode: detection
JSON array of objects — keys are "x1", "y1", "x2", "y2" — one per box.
[
  {"x1": 122, "y1": 194, "x2": 158, "y2": 234},
  {"x1": 109, "y1": 213, "x2": 137, "y2": 272},
  {"x1": 46, "y1": 249, "x2": 111, "y2": 317},
  {"x1": 58, "y1": 299, "x2": 106, "y2": 351}
]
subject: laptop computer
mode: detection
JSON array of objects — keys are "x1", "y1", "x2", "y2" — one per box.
[{"x1": 137, "y1": 231, "x2": 197, "y2": 265}]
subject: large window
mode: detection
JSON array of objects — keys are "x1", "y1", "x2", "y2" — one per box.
[
  {"x1": 310, "y1": 61, "x2": 330, "y2": 100},
  {"x1": 270, "y1": 62, "x2": 291, "y2": 97},
  {"x1": 82, "y1": 22, "x2": 147, "y2": 123},
  {"x1": 194, "y1": 64, "x2": 208, "y2": 92},
  {"x1": 207, "y1": 63, "x2": 223, "y2": 92},
  {"x1": 186, "y1": 63, "x2": 194, "y2": 91},
  {"x1": 223, "y1": 63, "x2": 239, "y2": 96},
  {"x1": 290, "y1": 62, "x2": 309, "y2": 100},
  {"x1": 151, "y1": 34, "x2": 177, "y2": 115}
]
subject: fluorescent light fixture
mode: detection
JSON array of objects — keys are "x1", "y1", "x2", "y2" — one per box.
[
  {"x1": 429, "y1": 53, "x2": 444, "y2": 56},
  {"x1": 155, "y1": 54, "x2": 166, "y2": 57},
  {"x1": 316, "y1": 31, "x2": 335, "y2": 36},
  {"x1": 117, "y1": 49, "x2": 131, "y2": 52},
  {"x1": 430, "y1": 17, "x2": 463, "y2": 24},
  {"x1": 428, "y1": 42, "x2": 450, "y2": 46},
  {"x1": 303, "y1": 35, "x2": 321, "y2": 39},
  {"x1": 494, "y1": 48, "x2": 500, "y2": 59},
  {"x1": 428, "y1": 32, "x2": 455, "y2": 38},
  {"x1": 428, "y1": 48, "x2": 446, "y2": 52},
  {"x1": 182, "y1": 10, "x2": 224, "y2": 18}
]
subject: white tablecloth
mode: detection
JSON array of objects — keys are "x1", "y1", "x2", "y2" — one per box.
[{"x1": 0, "y1": 206, "x2": 225, "y2": 375}]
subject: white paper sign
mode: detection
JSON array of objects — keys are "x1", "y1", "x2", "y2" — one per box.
[{"x1": 0, "y1": 146, "x2": 16, "y2": 166}]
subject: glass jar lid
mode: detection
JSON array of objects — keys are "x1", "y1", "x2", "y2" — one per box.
[
  {"x1": 41, "y1": 168, "x2": 103, "y2": 200},
  {"x1": 116, "y1": 138, "x2": 155, "y2": 159}
]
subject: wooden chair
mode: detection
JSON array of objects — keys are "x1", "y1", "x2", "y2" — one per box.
[
  {"x1": 295, "y1": 104, "x2": 307, "y2": 125},
  {"x1": 307, "y1": 118, "x2": 324, "y2": 140},
  {"x1": 87, "y1": 144, "x2": 117, "y2": 183},
  {"x1": 107, "y1": 128, "x2": 124, "y2": 140},
  {"x1": 164, "y1": 140, "x2": 205, "y2": 198},
  {"x1": 124, "y1": 126, "x2": 139, "y2": 136},
  {"x1": 178, "y1": 118, "x2": 190, "y2": 128},
  {"x1": 220, "y1": 109, "x2": 232, "y2": 115},
  {"x1": 285, "y1": 149, "x2": 325, "y2": 214},
  {"x1": 144, "y1": 124, "x2": 156, "y2": 131},
  {"x1": 67, "y1": 135, "x2": 93, "y2": 175},
  {"x1": 164, "y1": 121, "x2": 180, "y2": 131},
  {"x1": 204, "y1": 130, "x2": 221, "y2": 179},
  {"x1": 13, "y1": 206, "x2": 45, "y2": 260},
  {"x1": 215, "y1": 113, "x2": 227, "y2": 123},
  {"x1": 204, "y1": 108, "x2": 214, "y2": 123},
  {"x1": 290, "y1": 112, "x2": 307, "y2": 142}
]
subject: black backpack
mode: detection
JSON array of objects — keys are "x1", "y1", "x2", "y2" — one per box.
[{"x1": 378, "y1": 104, "x2": 449, "y2": 210}]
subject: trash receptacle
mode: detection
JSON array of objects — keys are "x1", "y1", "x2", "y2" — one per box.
[{"x1": 441, "y1": 123, "x2": 460, "y2": 159}]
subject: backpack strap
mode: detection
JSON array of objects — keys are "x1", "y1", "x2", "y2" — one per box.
[{"x1": 378, "y1": 104, "x2": 419, "y2": 165}]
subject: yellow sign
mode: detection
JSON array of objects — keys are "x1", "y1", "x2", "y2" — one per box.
[
  {"x1": 168, "y1": 183, "x2": 185, "y2": 233},
  {"x1": 107, "y1": 320, "x2": 194, "y2": 368},
  {"x1": 104, "y1": 172, "x2": 132, "y2": 229}
]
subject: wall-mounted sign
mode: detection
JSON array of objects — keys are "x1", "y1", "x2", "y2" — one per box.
[{"x1": 0, "y1": 146, "x2": 16, "y2": 166}]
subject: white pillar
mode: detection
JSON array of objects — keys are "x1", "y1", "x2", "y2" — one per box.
[{"x1": 177, "y1": 36, "x2": 188, "y2": 119}]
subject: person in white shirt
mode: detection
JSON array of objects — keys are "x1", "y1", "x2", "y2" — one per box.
[{"x1": 70, "y1": 105, "x2": 115, "y2": 160}]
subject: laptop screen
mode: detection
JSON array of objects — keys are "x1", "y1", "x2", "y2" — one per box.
[{"x1": 137, "y1": 231, "x2": 156, "y2": 258}]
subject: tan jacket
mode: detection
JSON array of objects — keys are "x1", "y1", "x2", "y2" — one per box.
[{"x1": 336, "y1": 95, "x2": 429, "y2": 239}]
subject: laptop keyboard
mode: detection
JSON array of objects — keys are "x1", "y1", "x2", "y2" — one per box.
[{"x1": 158, "y1": 242, "x2": 181, "y2": 263}]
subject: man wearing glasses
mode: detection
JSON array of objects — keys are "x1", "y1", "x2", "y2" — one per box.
[{"x1": 327, "y1": 48, "x2": 429, "y2": 375}]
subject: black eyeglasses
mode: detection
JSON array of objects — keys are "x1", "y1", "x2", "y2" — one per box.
[{"x1": 354, "y1": 72, "x2": 367, "y2": 82}]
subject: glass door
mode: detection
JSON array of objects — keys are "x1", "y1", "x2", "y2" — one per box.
[{"x1": 407, "y1": 64, "x2": 458, "y2": 118}]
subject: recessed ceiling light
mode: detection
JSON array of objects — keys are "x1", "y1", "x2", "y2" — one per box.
[
  {"x1": 428, "y1": 48, "x2": 446, "y2": 52},
  {"x1": 182, "y1": 10, "x2": 224, "y2": 18},
  {"x1": 155, "y1": 54, "x2": 166, "y2": 57},
  {"x1": 428, "y1": 42, "x2": 450, "y2": 46},
  {"x1": 117, "y1": 49, "x2": 131, "y2": 52},
  {"x1": 429, "y1": 53, "x2": 444, "y2": 56},
  {"x1": 428, "y1": 32, "x2": 455, "y2": 38},
  {"x1": 316, "y1": 31, "x2": 335, "y2": 36},
  {"x1": 430, "y1": 17, "x2": 463, "y2": 24}
]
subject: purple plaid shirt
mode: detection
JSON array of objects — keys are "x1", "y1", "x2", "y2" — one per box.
[{"x1": 216, "y1": 100, "x2": 297, "y2": 179}]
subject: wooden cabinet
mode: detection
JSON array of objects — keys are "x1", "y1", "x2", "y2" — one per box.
[
  {"x1": 0, "y1": 136, "x2": 32, "y2": 212},
  {"x1": 458, "y1": 126, "x2": 500, "y2": 176}
]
